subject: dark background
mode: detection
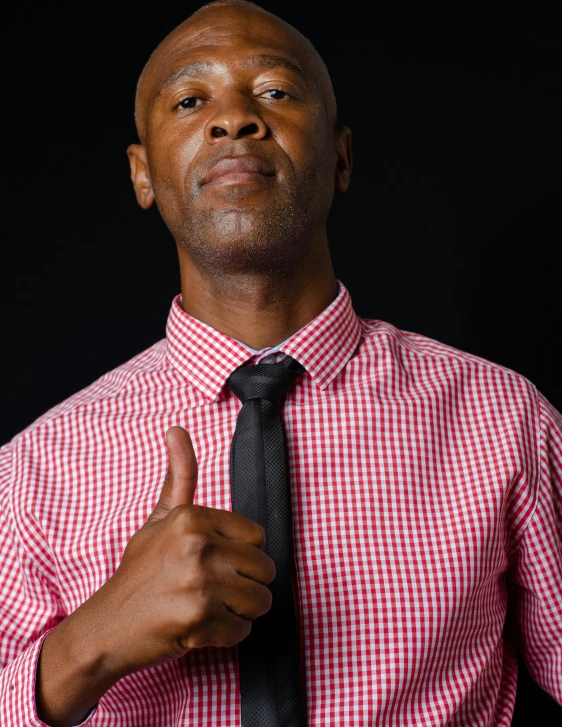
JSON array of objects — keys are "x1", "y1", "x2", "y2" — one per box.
[{"x1": 1, "y1": 1, "x2": 561, "y2": 722}]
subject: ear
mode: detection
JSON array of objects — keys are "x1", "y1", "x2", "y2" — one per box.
[
  {"x1": 334, "y1": 126, "x2": 352, "y2": 193},
  {"x1": 127, "y1": 144, "x2": 155, "y2": 209}
]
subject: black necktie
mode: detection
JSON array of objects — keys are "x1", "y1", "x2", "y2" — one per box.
[{"x1": 227, "y1": 354, "x2": 307, "y2": 727}]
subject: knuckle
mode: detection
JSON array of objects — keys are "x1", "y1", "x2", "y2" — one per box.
[
  {"x1": 186, "y1": 567, "x2": 214, "y2": 598},
  {"x1": 190, "y1": 601, "x2": 211, "y2": 626},
  {"x1": 186, "y1": 629, "x2": 210, "y2": 650},
  {"x1": 169, "y1": 503, "x2": 194, "y2": 525},
  {"x1": 189, "y1": 591, "x2": 218, "y2": 626},
  {"x1": 185, "y1": 532, "x2": 211, "y2": 558}
]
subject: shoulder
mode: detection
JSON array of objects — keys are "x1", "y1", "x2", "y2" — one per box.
[
  {"x1": 357, "y1": 315, "x2": 541, "y2": 414},
  {"x1": 1, "y1": 337, "x2": 169, "y2": 455}
]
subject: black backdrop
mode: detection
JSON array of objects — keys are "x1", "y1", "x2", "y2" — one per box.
[{"x1": 1, "y1": 1, "x2": 561, "y2": 722}]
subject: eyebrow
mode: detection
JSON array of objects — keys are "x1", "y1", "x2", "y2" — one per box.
[
  {"x1": 241, "y1": 53, "x2": 307, "y2": 81},
  {"x1": 157, "y1": 53, "x2": 309, "y2": 95}
]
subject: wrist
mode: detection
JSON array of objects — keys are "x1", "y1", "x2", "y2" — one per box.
[
  {"x1": 36, "y1": 616, "x2": 116, "y2": 727},
  {"x1": 63, "y1": 582, "x2": 130, "y2": 682}
]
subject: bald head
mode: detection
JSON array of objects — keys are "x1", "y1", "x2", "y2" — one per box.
[{"x1": 134, "y1": 0, "x2": 338, "y2": 145}]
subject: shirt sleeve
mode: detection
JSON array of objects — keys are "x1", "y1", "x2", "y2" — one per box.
[
  {"x1": 508, "y1": 388, "x2": 562, "y2": 706},
  {"x1": 0, "y1": 441, "x2": 98, "y2": 725}
]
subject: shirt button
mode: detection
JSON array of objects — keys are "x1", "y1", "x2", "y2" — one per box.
[{"x1": 261, "y1": 354, "x2": 277, "y2": 364}]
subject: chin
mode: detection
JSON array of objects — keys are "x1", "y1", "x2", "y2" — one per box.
[{"x1": 177, "y1": 208, "x2": 312, "y2": 275}]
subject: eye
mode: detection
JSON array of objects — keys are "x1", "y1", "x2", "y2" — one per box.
[
  {"x1": 260, "y1": 88, "x2": 292, "y2": 100},
  {"x1": 175, "y1": 96, "x2": 203, "y2": 110}
]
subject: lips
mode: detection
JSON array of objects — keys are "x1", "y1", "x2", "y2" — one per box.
[{"x1": 202, "y1": 155, "x2": 275, "y2": 186}]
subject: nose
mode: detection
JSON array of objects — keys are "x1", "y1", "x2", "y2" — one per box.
[{"x1": 204, "y1": 93, "x2": 268, "y2": 144}]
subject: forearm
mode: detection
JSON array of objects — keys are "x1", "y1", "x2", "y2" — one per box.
[{"x1": 35, "y1": 610, "x2": 122, "y2": 727}]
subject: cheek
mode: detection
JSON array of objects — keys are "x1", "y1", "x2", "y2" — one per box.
[
  {"x1": 290, "y1": 109, "x2": 334, "y2": 164},
  {"x1": 147, "y1": 125, "x2": 199, "y2": 194},
  {"x1": 276, "y1": 126, "x2": 330, "y2": 180}
]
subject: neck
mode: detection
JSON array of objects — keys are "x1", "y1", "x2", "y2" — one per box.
[{"x1": 177, "y1": 236, "x2": 338, "y2": 351}]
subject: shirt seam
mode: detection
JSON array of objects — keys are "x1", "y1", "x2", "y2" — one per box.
[
  {"x1": 8, "y1": 447, "x2": 60, "y2": 593},
  {"x1": 8, "y1": 363, "x2": 143, "y2": 452},
  {"x1": 510, "y1": 381, "x2": 543, "y2": 551},
  {"x1": 391, "y1": 327, "x2": 537, "y2": 384}
]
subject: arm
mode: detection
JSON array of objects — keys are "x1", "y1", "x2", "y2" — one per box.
[
  {"x1": 35, "y1": 614, "x2": 119, "y2": 727},
  {"x1": 0, "y1": 441, "x2": 96, "y2": 726},
  {"x1": 507, "y1": 389, "x2": 562, "y2": 706},
  {"x1": 3, "y1": 426, "x2": 274, "y2": 725},
  {"x1": 0, "y1": 436, "x2": 119, "y2": 726}
]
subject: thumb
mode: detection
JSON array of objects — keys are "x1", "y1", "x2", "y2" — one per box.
[{"x1": 148, "y1": 426, "x2": 198, "y2": 523}]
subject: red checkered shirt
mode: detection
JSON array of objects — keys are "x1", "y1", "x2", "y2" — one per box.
[{"x1": 1, "y1": 279, "x2": 561, "y2": 726}]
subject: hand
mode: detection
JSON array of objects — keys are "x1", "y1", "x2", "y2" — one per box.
[{"x1": 87, "y1": 425, "x2": 276, "y2": 678}]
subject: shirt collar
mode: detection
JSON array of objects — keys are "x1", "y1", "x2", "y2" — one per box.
[
  {"x1": 166, "y1": 278, "x2": 362, "y2": 402},
  {"x1": 230, "y1": 330, "x2": 296, "y2": 355}
]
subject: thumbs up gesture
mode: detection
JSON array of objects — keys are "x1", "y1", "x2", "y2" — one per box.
[
  {"x1": 147, "y1": 426, "x2": 201, "y2": 521},
  {"x1": 76, "y1": 426, "x2": 276, "y2": 680}
]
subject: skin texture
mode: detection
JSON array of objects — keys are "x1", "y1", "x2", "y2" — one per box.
[
  {"x1": 128, "y1": 0, "x2": 352, "y2": 349},
  {"x1": 35, "y1": 2, "x2": 352, "y2": 725}
]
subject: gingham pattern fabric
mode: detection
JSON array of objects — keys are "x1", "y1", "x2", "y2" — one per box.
[{"x1": 0, "y1": 278, "x2": 561, "y2": 726}]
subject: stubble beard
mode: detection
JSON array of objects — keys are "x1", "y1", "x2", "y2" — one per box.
[{"x1": 173, "y1": 165, "x2": 330, "y2": 280}]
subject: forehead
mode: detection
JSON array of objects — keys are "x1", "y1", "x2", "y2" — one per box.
[{"x1": 146, "y1": 7, "x2": 315, "y2": 92}]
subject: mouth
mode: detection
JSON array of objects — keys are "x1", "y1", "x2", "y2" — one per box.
[
  {"x1": 202, "y1": 155, "x2": 276, "y2": 187},
  {"x1": 205, "y1": 171, "x2": 273, "y2": 186}
]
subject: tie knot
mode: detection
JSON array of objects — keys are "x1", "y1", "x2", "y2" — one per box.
[{"x1": 226, "y1": 355, "x2": 305, "y2": 406}]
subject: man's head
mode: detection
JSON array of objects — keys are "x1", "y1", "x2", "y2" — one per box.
[{"x1": 127, "y1": 0, "x2": 352, "y2": 278}]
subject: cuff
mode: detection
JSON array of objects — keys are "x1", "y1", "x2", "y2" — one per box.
[{"x1": 1, "y1": 629, "x2": 99, "y2": 726}]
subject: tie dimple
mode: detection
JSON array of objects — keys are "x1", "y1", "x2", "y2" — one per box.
[{"x1": 227, "y1": 355, "x2": 305, "y2": 405}]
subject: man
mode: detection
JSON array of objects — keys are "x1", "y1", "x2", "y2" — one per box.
[{"x1": 0, "y1": 0, "x2": 561, "y2": 725}]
